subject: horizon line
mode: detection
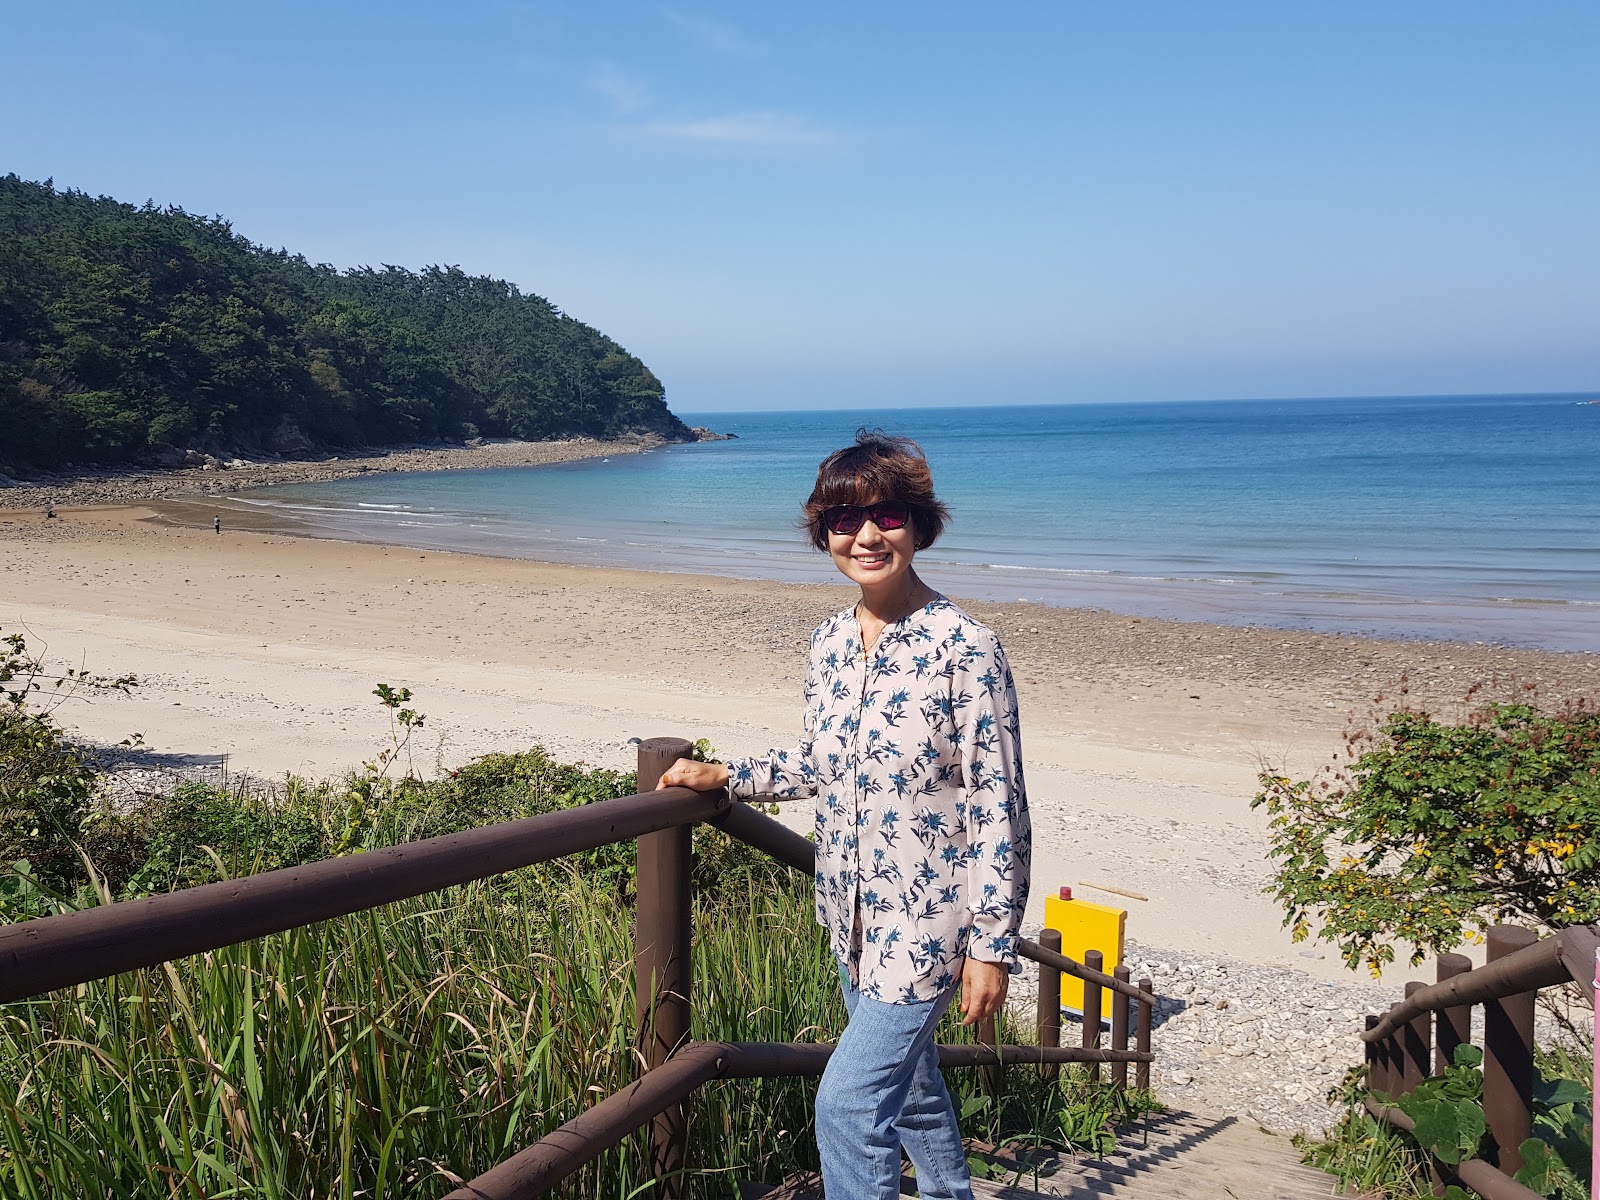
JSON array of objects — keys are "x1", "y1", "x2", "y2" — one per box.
[{"x1": 673, "y1": 388, "x2": 1600, "y2": 417}]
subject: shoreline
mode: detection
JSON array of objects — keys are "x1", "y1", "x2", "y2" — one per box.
[
  {"x1": 13, "y1": 433, "x2": 1595, "y2": 653},
  {"x1": 0, "y1": 434, "x2": 670, "y2": 511},
  {"x1": 159, "y1": 490, "x2": 1600, "y2": 654}
]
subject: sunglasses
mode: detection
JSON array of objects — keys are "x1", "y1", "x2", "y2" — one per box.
[{"x1": 820, "y1": 501, "x2": 912, "y2": 536}]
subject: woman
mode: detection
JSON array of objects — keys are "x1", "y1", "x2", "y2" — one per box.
[{"x1": 659, "y1": 431, "x2": 1031, "y2": 1200}]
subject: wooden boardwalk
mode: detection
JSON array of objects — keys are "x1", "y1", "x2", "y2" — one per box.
[{"x1": 744, "y1": 1110, "x2": 1345, "y2": 1200}]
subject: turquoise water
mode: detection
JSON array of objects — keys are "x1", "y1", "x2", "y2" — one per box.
[{"x1": 234, "y1": 394, "x2": 1600, "y2": 650}]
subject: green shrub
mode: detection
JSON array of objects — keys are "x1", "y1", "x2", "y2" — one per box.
[
  {"x1": 1303, "y1": 1046, "x2": 1592, "y2": 1200},
  {"x1": 121, "y1": 781, "x2": 330, "y2": 895},
  {"x1": 0, "y1": 627, "x2": 135, "y2": 916},
  {"x1": 1254, "y1": 696, "x2": 1600, "y2": 974}
]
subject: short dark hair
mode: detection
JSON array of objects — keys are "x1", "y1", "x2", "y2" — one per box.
[{"x1": 802, "y1": 429, "x2": 950, "y2": 551}]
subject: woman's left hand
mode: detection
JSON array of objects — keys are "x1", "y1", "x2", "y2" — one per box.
[{"x1": 959, "y1": 957, "x2": 1010, "y2": 1026}]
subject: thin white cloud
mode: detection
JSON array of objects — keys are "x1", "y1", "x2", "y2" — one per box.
[
  {"x1": 589, "y1": 62, "x2": 649, "y2": 114},
  {"x1": 634, "y1": 110, "x2": 841, "y2": 151},
  {"x1": 659, "y1": 8, "x2": 768, "y2": 58}
]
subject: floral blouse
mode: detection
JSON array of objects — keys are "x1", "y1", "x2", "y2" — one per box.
[{"x1": 726, "y1": 595, "x2": 1031, "y2": 1004}]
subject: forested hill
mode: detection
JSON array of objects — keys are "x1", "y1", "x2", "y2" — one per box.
[{"x1": 0, "y1": 175, "x2": 692, "y2": 471}]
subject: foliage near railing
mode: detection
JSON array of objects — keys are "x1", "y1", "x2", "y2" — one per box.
[
  {"x1": 0, "y1": 638, "x2": 1158, "y2": 1197},
  {"x1": 1308, "y1": 1044, "x2": 1592, "y2": 1200},
  {"x1": 1254, "y1": 690, "x2": 1600, "y2": 975},
  {"x1": 0, "y1": 863, "x2": 837, "y2": 1197}
]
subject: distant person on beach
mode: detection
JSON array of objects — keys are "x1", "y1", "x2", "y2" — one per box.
[
  {"x1": 213, "y1": 515, "x2": 221, "y2": 534},
  {"x1": 659, "y1": 430, "x2": 1031, "y2": 1200}
]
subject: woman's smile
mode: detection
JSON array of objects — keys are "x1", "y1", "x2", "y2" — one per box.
[{"x1": 831, "y1": 517, "x2": 916, "y2": 594}]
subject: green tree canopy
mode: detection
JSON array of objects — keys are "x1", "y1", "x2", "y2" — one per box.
[{"x1": 0, "y1": 175, "x2": 690, "y2": 469}]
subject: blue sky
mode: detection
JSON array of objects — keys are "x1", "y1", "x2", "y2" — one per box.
[{"x1": 3, "y1": 2, "x2": 1596, "y2": 411}]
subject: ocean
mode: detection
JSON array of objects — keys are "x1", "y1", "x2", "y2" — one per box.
[{"x1": 230, "y1": 394, "x2": 1600, "y2": 651}]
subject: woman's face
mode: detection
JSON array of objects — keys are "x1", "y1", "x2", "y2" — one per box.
[{"x1": 827, "y1": 500, "x2": 918, "y2": 593}]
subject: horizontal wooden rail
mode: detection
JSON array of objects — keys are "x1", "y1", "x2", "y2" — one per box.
[
  {"x1": 443, "y1": 1041, "x2": 729, "y2": 1200},
  {"x1": 1362, "y1": 926, "x2": 1598, "y2": 1044},
  {"x1": 446, "y1": 1039, "x2": 1157, "y2": 1199},
  {"x1": 1363, "y1": 1097, "x2": 1543, "y2": 1200},
  {"x1": 715, "y1": 1040, "x2": 1153, "y2": 1076},
  {"x1": 708, "y1": 797, "x2": 815, "y2": 874},
  {"x1": 1018, "y1": 936, "x2": 1148, "y2": 1002},
  {"x1": 0, "y1": 786, "x2": 729, "y2": 1003}
]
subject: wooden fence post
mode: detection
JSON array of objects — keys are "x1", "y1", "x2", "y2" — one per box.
[
  {"x1": 1482, "y1": 926, "x2": 1537, "y2": 1175},
  {"x1": 1364, "y1": 1014, "x2": 1382, "y2": 1090},
  {"x1": 1136, "y1": 979, "x2": 1153, "y2": 1091},
  {"x1": 978, "y1": 1012, "x2": 1004, "y2": 1100},
  {"x1": 1036, "y1": 928, "x2": 1062, "y2": 1083},
  {"x1": 1430, "y1": 952, "x2": 1474, "y2": 1199},
  {"x1": 1082, "y1": 949, "x2": 1104, "y2": 1083},
  {"x1": 1379, "y1": 1002, "x2": 1402, "y2": 1096},
  {"x1": 1435, "y1": 953, "x2": 1473, "y2": 1074},
  {"x1": 1401, "y1": 981, "x2": 1430, "y2": 1095},
  {"x1": 1111, "y1": 965, "x2": 1131, "y2": 1090},
  {"x1": 635, "y1": 737, "x2": 696, "y2": 1196}
]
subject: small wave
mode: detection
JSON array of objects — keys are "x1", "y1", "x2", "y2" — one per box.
[
  {"x1": 357, "y1": 502, "x2": 412, "y2": 511},
  {"x1": 1490, "y1": 596, "x2": 1590, "y2": 607},
  {"x1": 960, "y1": 562, "x2": 1113, "y2": 576}
]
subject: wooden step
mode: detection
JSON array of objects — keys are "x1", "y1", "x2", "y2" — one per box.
[{"x1": 739, "y1": 1110, "x2": 1347, "y2": 1200}]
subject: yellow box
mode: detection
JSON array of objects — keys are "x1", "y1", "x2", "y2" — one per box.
[{"x1": 1043, "y1": 887, "x2": 1126, "y2": 1017}]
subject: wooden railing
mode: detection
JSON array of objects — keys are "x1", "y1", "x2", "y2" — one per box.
[
  {"x1": 1362, "y1": 924, "x2": 1599, "y2": 1200},
  {"x1": 0, "y1": 735, "x2": 1164, "y2": 1199}
]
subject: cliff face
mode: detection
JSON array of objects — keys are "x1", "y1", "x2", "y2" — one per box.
[{"x1": 0, "y1": 175, "x2": 692, "y2": 471}]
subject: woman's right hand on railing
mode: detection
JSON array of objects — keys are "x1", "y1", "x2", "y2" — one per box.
[{"x1": 656, "y1": 760, "x2": 730, "y2": 793}]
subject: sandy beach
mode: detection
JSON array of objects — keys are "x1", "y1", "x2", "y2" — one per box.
[{"x1": 5, "y1": 495, "x2": 1593, "y2": 995}]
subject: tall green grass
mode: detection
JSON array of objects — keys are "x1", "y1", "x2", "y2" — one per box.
[
  {"x1": 0, "y1": 854, "x2": 1150, "y2": 1198},
  {"x1": 2, "y1": 712, "x2": 1146, "y2": 1196},
  {"x1": 0, "y1": 864, "x2": 843, "y2": 1198},
  {"x1": 2, "y1": 646, "x2": 1155, "y2": 1196}
]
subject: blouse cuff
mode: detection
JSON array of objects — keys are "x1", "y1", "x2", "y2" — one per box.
[
  {"x1": 723, "y1": 758, "x2": 757, "y2": 801},
  {"x1": 970, "y1": 932, "x2": 1020, "y2": 971}
]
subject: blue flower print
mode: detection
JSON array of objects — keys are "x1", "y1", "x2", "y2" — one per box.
[{"x1": 723, "y1": 596, "x2": 1031, "y2": 1004}]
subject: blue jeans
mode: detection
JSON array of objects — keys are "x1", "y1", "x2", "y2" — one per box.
[{"x1": 816, "y1": 965, "x2": 973, "y2": 1200}]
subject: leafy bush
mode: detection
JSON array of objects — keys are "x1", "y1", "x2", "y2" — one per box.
[
  {"x1": 0, "y1": 628, "x2": 135, "y2": 915},
  {"x1": 120, "y1": 781, "x2": 329, "y2": 894},
  {"x1": 1254, "y1": 696, "x2": 1600, "y2": 973},
  {"x1": 1306, "y1": 1045, "x2": 1592, "y2": 1200}
]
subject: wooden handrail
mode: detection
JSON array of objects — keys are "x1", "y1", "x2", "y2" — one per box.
[
  {"x1": 1359, "y1": 923, "x2": 1598, "y2": 1193},
  {"x1": 708, "y1": 795, "x2": 815, "y2": 874},
  {"x1": 0, "y1": 785, "x2": 730, "y2": 1003},
  {"x1": 1363, "y1": 925, "x2": 1598, "y2": 1043},
  {"x1": 445, "y1": 1039, "x2": 1158, "y2": 1200},
  {"x1": 0, "y1": 737, "x2": 1169, "y2": 1200},
  {"x1": 1018, "y1": 936, "x2": 1148, "y2": 1002}
]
